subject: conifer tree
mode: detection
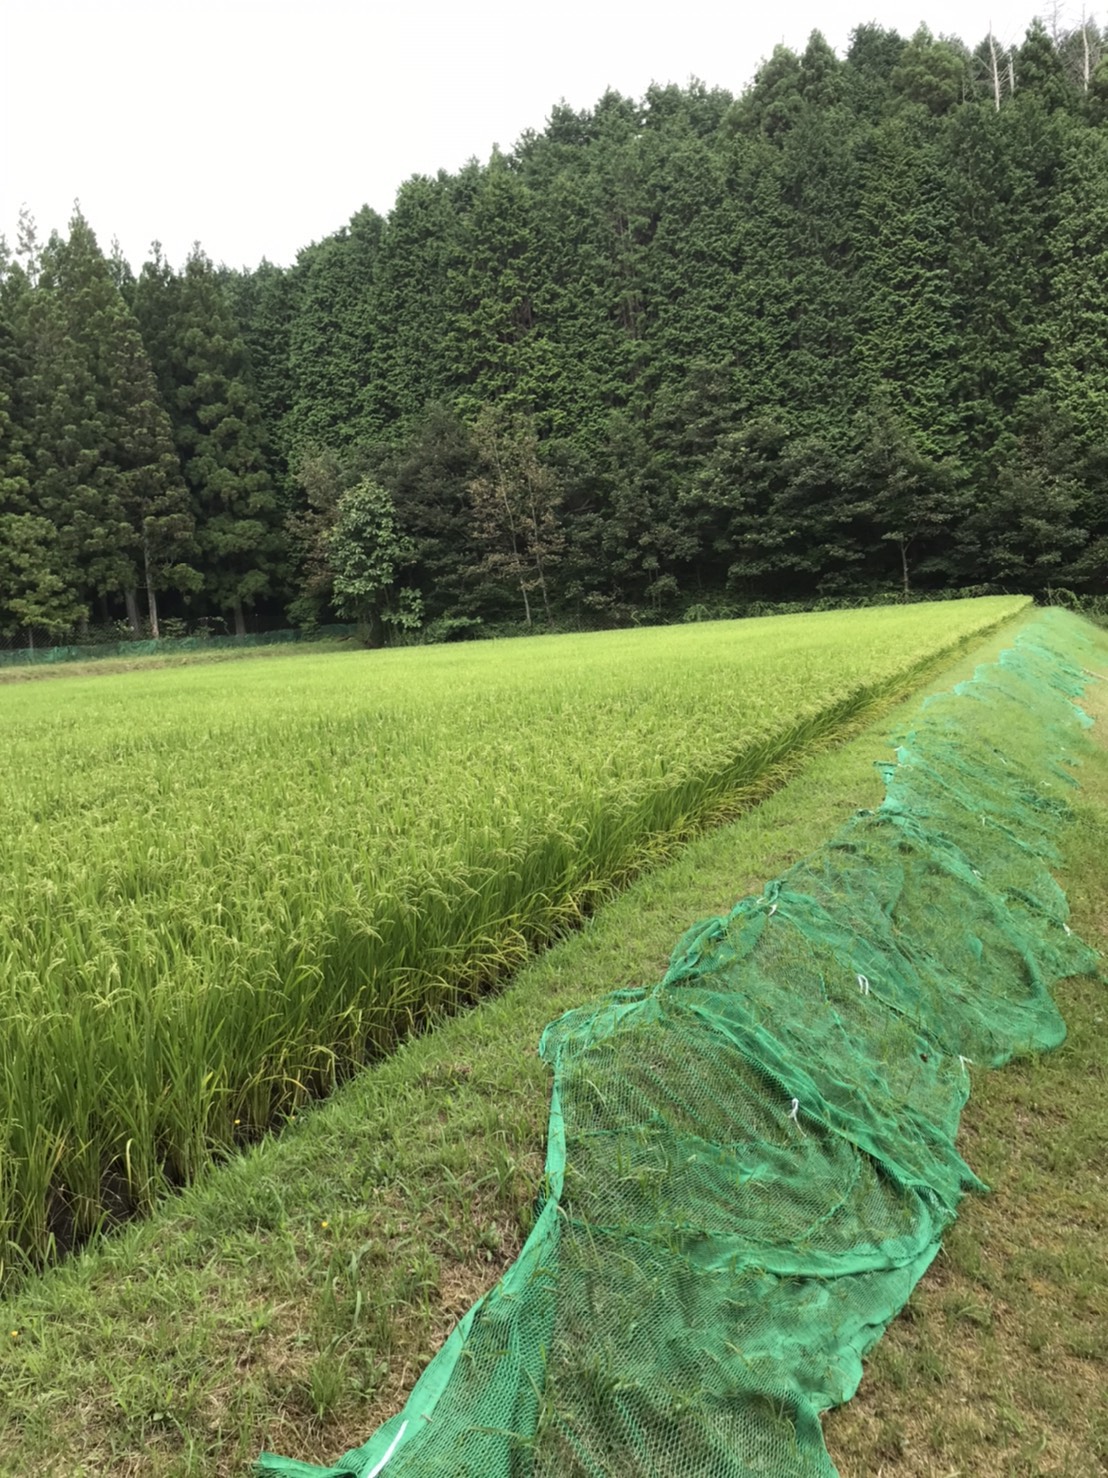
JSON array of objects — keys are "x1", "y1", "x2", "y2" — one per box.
[
  {"x1": 444, "y1": 159, "x2": 545, "y2": 419},
  {"x1": 364, "y1": 174, "x2": 465, "y2": 430},
  {"x1": 135, "y1": 246, "x2": 285, "y2": 634},
  {"x1": 851, "y1": 113, "x2": 960, "y2": 454},
  {"x1": 0, "y1": 250, "x2": 85, "y2": 638},
  {"x1": 386, "y1": 403, "x2": 484, "y2": 620},
  {"x1": 284, "y1": 208, "x2": 384, "y2": 451},
  {"x1": 1046, "y1": 124, "x2": 1108, "y2": 588},
  {"x1": 515, "y1": 105, "x2": 641, "y2": 444},
  {"x1": 223, "y1": 258, "x2": 297, "y2": 476},
  {"x1": 13, "y1": 211, "x2": 193, "y2": 632},
  {"x1": 1047, "y1": 125, "x2": 1108, "y2": 458},
  {"x1": 14, "y1": 223, "x2": 128, "y2": 623}
]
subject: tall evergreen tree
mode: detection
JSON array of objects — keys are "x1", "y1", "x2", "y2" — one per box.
[
  {"x1": 223, "y1": 257, "x2": 298, "y2": 480},
  {"x1": 385, "y1": 403, "x2": 484, "y2": 621},
  {"x1": 848, "y1": 399, "x2": 964, "y2": 595},
  {"x1": 851, "y1": 108, "x2": 961, "y2": 454},
  {"x1": 444, "y1": 158, "x2": 546, "y2": 419},
  {"x1": 135, "y1": 246, "x2": 285, "y2": 634},
  {"x1": 284, "y1": 208, "x2": 384, "y2": 451},
  {"x1": 363, "y1": 173, "x2": 466, "y2": 430},
  {"x1": 0, "y1": 249, "x2": 84, "y2": 638},
  {"x1": 12, "y1": 212, "x2": 194, "y2": 633},
  {"x1": 1046, "y1": 124, "x2": 1108, "y2": 589}
]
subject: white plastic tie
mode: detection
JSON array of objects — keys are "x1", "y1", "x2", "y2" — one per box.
[
  {"x1": 768, "y1": 903, "x2": 778, "y2": 917},
  {"x1": 1063, "y1": 922, "x2": 1072, "y2": 936},
  {"x1": 958, "y1": 1056, "x2": 974, "y2": 1074},
  {"x1": 857, "y1": 973, "x2": 870, "y2": 996},
  {"x1": 366, "y1": 1419, "x2": 409, "y2": 1478},
  {"x1": 787, "y1": 1098, "x2": 800, "y2": 1125}
]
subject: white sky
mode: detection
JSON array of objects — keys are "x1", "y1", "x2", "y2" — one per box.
[{"x1": 2, "y1": 0, "x2": 1052, "y2": 273}]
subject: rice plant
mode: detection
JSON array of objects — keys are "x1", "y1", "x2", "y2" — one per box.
[{"x1": 0, "y1": 599, "x2": 1024, "y2": 1276}]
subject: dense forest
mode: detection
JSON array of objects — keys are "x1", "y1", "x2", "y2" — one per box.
[{"x1": 2, "y1": 16, "x2": 1107, "y2": 645}]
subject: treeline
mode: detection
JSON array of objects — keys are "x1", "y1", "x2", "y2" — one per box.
[{"x1": 2, "y1": 17, "x2": 1108, "y2": 644}]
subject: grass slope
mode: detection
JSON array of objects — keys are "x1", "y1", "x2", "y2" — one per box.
[{"x1": 1, "y1": 606, "x2": 1104, "y2": 1475}]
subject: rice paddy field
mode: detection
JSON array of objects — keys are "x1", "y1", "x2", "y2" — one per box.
[{"x1": 0, "y1": 597, "x2": 1026, "y2": 1280}]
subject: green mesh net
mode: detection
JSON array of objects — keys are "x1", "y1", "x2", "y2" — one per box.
[{"x1": 258, "y1": 609, "x2": 1100, "y2": 1478}]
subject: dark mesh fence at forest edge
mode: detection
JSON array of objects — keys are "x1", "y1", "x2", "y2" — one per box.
[
  {"x1": 259, "y1": 609, "x2": 1101, "y2": 1478},
  {"x1": 0, "y1": 624, "x2": 359, "y2": 668}
]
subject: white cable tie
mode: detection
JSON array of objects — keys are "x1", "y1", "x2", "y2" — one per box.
[
  {"x1": 366, "y1": 1419, "x2": 409, "y2": 1478},
  {"x1": 1063, "y1": 922, "x2": 1072, "y2": 936},
  {"x1": 958, "y1": 1056, "x2": 974, "y2": 1074},
  {"x1": 768, "y1": 902, "x2": 778, "y2": 917},
  {"x1": 787, "y1": 1097, "x2": 800, "y2": 1125},
  {"x1": 857, "y1": 973, "x2": 870, "y2": 996}
]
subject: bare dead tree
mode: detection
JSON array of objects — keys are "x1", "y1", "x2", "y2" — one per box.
[{"x1": 989, "y1": 25, "x2": 1003, "y2": 109}]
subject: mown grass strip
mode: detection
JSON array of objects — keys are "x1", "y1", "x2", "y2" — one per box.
[
  {"x1": 5, "y1": 604, "x2": 1102, "y2": 1477},
  {"x1": 0, "y1": 599, "x2": 1024, "y2": 1278}
]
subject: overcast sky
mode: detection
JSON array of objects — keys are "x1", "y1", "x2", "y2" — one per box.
[{"x1": 2, "y1": 0, "x2": 1051, "y2": 273}]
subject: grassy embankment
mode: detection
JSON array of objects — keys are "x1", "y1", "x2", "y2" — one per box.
[{"x1": 0, "y1": 601, "x2": 1103, "y2": 1474}]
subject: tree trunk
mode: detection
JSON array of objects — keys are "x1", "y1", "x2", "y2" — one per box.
[
  {"x1": 535, "y1": 559, "x2": 552, "y2": 624},
  {"x1": 124, "y1": 588, "x2": 142, "y2": 637},
  {"x1": 525, "y1": 478, "x2": 558, "y2": 626},
  {"x1": 988, "y1": 31, "x2": 1002, "y2": 111},
  {"x1": 899, "y1": 537, "x2": 911, "y2": 601},
  {"x1": 527, "y1": 488, "x2": 551, "y2": 624},
  {"x1": 143, "y1": 537, "x2": 160, "y2": 639},
  {"x1": 499, "y1": 493, "x2": 530, "y2": 627},
  {"x1": 232, "y1": 597, "x2": 246, "y2": 637}
]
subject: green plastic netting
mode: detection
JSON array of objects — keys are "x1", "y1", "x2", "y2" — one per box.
[{"x1": 259, "y1": 609, "x2": 1101, "y2": 1478}]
